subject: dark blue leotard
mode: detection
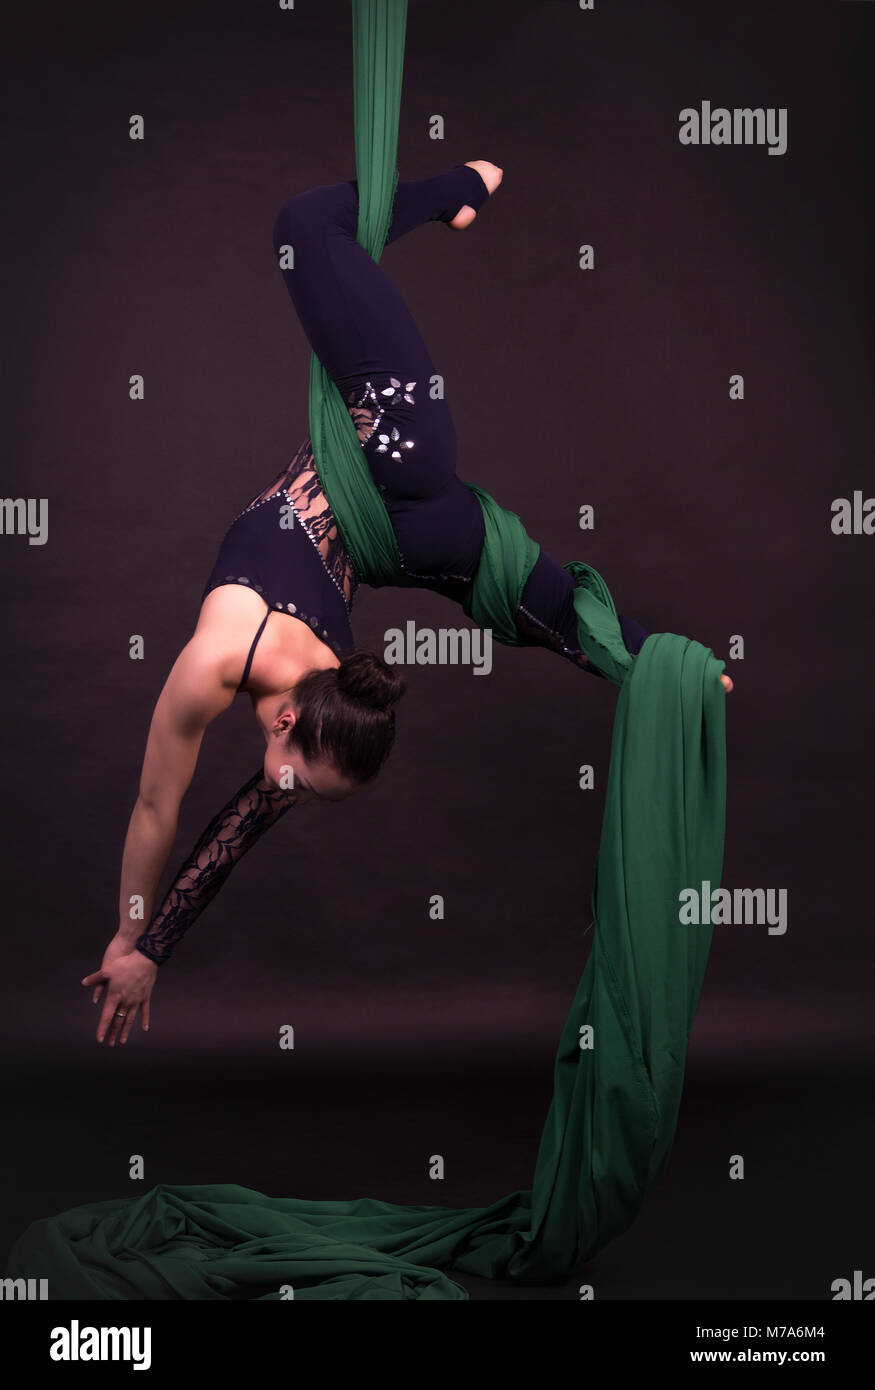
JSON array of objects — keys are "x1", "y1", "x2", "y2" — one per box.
[{"x1": 201, "y1": 435, "x2": 358, "y2": 687}]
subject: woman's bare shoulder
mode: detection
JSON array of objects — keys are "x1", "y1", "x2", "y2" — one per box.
[{"x1": 190, "y1": 586, "x2": 270, "y2": 690}]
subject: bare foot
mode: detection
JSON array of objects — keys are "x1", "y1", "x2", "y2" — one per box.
[{"x1": 449, "y1": 160, "x2": 503, "y2": 229}]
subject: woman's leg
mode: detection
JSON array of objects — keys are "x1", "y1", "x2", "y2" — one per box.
[
  {"x1": 273, "y1": 165, "x2": 490, "y2": 380},
  {"x1": 516, "y1": 549, "x2": 648, "y2": 675},
  {"x1": 273, "y1": 166, "x2": 491, "y2": 581},
  {"x1": 273, "y1": 169, "x2": 647, "y2": 668}
]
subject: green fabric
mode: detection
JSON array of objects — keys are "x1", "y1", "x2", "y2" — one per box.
[
  {"x1": 307, "y1": 0, "x2": 407, "y2": 589},
  {"x1": 6, "y1": 0, "x2": 727, "y2": 1300}
]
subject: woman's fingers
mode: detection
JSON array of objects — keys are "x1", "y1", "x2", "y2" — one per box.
[
  {"x1": 92, "y1": 973, "x2": 153, "y2": 1045},
  {"x1": 82, "y1": 970, "x2": 108, "y2": 1006},
  {"x1": 97, "y1": 992, "x2": 124, "y2": 1045},
  {"x1": 119, "y1": 1002, "x2": 139, "y2": 1046},
  {"x1": 107, "y1": 1005, "x2": 128, "y2": 1048}
]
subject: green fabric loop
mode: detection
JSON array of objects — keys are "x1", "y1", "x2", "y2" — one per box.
[
  {"x1": 6, "y1": 0, "x2": 728, "y2": 1301},
  {"x1": 565, "y1": 559, "x2": 631, "y2": 687},
  {"x1": 459, "y1": 484, "x2": 540, "y2": 644}
]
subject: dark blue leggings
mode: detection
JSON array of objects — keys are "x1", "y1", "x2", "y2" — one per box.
[{"x1": 272, "y1": 165, "x2": 647, "y2": 666}]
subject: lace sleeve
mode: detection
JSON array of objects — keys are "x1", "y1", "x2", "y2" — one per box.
[{"x1": 135, "y1": 770, "x2": 296, "y2": 965}]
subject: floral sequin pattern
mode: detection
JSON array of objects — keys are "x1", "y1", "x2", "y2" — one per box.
[
  {"x1": 376, "y1": 426, "x2": 415, "y2": 462},
  {"x1": 345, "y1": 377, "x2": 416, "y2": 461},
  {"x1": 380, "y1": 376, "x2": 416, "y2": 407}
]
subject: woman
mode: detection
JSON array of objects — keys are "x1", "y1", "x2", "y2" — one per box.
[{"x1": 83, "y1": 161, "x2": 733, "y2": 1047}]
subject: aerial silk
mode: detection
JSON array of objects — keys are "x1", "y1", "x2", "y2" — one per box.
[{"x1": 7, "y1": 0, "x2": 726, "y2": 1300}]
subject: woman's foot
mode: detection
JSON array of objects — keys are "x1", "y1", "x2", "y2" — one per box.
[{"x1": 449, "y1": 160, "x2": 503, "y2": 228}]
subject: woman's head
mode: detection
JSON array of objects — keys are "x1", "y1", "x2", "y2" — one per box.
[{"x1": 263, "y1": 650, "x2": 405, "y2": 801}]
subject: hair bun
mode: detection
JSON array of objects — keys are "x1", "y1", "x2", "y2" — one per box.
[{"x1": 336, "y1": 650, "x2": 405, "y2": 712}]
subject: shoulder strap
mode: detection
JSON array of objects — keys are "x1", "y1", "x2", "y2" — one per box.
[{"x1": 237, "y1": 610, "x2": 270, "y2": 692}]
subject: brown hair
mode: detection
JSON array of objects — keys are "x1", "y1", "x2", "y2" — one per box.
[{"x1": 287, "y1": 650, "x2": 405, "y2": 785}]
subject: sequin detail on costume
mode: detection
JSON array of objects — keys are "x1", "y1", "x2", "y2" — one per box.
[{"x1": 346, "y1": 378, "x2": 416, "y2": 461}]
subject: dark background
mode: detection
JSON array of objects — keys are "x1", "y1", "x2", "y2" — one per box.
[{"x1": 1, "y1": 0, "x2": 872, "y2": 1299}]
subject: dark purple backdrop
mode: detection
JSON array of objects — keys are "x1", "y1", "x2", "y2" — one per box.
[{"x1": 1, "y1": 0, "x2": 872, "y2": 1299}]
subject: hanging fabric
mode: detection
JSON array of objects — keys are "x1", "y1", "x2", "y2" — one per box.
[{"x1": 8, "y1": 0, "x2": 726, "y2": 1300}]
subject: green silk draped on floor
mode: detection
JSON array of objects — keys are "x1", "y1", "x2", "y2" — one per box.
[{"x1": 7, "y1": 0, "x2": 726, "y2": 1300}]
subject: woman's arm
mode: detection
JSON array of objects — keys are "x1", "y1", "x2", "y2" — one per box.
[
  {"x1": 134, "y1": 769, "x2": 297, "y2": 965},
  {"x1": 117, "y1": 636, "x2": 239, "y2": 937},
  {"x1": 84, "y1": 770, "x2": 297, "y2": 1046},
  {"x1": 83, "y1": 633, "x2": 238, "y2": 1044}
]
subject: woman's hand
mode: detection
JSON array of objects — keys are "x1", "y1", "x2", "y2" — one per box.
[{"x1": 82, "y1": 933, "x2": 158, "y2": 1046}]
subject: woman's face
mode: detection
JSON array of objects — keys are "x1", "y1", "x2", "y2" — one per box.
[{"x1": 263, "y1": 724, "x2": 360, "y2": 804}]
